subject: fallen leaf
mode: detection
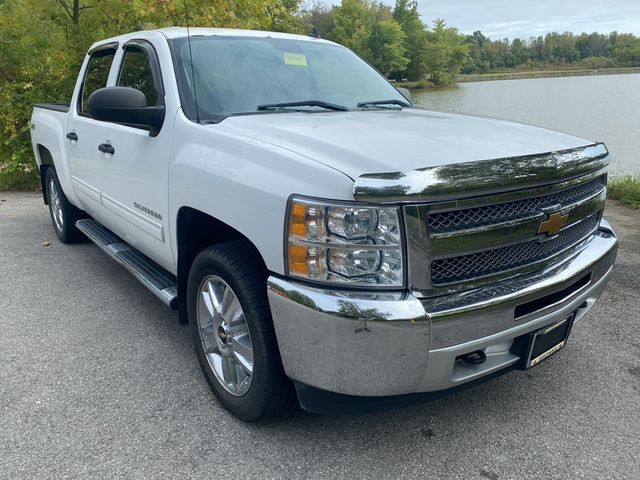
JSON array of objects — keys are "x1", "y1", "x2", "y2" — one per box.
[{"x1": 42, "y1": 241, "x2": 50, "y2": 247}]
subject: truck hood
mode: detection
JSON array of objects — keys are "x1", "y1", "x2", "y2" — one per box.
[{"x1": 222, "y1": 108, "x2": 593, "y2": 180}]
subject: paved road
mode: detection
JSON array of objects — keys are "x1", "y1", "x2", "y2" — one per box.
[{"x1": 1, "y1": 192, "x2": 639, "y2": 480}]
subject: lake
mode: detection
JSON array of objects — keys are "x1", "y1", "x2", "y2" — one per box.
[{"x1": 411, "y1": 73, "x2": 640, "y2": 176}]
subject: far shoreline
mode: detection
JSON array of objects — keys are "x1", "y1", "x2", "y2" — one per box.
[
  {"x1": 397, "y1": 66, "x2": 640, "y2": 90},
  {"x1": 458, "y1": 66, "x2": 640, "y2": 83}
]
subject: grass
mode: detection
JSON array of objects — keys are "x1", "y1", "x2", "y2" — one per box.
[
  {"x1": 394, "y1": 79, "x2": 440, "y2": 90},
  {"x1": 0, "y1": 170, "x2": 39, "y2": 191},
  {"x1": 608, "y1": 176, "x2": 640, "y2": 209}
]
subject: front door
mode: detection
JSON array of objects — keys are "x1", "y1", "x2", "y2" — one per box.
[{"x1": 94, "y1": 39, "x2": 174, "y2": 272}]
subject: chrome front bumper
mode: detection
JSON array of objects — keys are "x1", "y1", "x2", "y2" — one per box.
[{"x1": 267, "y1": 221, "x2": 617, "y2": 397}]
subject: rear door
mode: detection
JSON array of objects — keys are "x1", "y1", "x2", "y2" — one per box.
[
  {"x1": 94, "y1": 38, "x2": 174, "y2": 271},
  {"x1": 65, "y1": 44, "x2": 118, "y2": 216}
]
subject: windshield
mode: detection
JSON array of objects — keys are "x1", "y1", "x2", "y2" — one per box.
[{"x1": 170, "y1": 35, "x2": 407, "y2": 121}]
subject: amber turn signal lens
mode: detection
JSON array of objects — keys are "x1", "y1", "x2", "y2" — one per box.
[
  {"x1": 290, "y1": 203, "x2": 308, "y2": 238},
  {"x1": 288, "y1": 243, "x2": 309, "y2": 275}
]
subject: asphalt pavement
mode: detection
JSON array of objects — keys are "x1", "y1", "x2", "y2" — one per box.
[{"x1": 1, "y1": 191, "x2": 639, "y2": 480}]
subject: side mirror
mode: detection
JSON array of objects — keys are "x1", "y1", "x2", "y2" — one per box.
[
  {"x1": 88, "y1": 87, "x2": 165, "y2": 136},
  {"x1": 396, "y1": 86, "x2": 411, "y2": 102}
]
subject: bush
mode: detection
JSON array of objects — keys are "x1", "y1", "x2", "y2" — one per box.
[
  {"x1": 578, "y1": 56, "x2": 616, "y2": 69},
  {"x1": 413, "y1": 79, "x2": 433, "y2": 89},
  {"x1": 608, "y1": 176, "x2": 640, "y2": 209}
]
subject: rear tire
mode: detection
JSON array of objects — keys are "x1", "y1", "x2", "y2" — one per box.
[
  {"x1": 187, "y1": 241, "x2": 294, "y2": 421},
  {"x1": 45, "y1": 167, "x2": 86, "y2": 243}
]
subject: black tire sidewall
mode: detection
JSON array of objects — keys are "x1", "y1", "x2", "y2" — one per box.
[
  {"x1": 45, "y1": 167, "x2": 68, "y2": 241},
  {"x1": 45, "y1": 167, "x2": 85, "y2": 243},
  {"x1": 187, "y1": 243, "x2": 287, "y2": 421}
]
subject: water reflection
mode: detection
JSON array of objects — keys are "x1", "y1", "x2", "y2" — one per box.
[
  {"x1": 354, "y1": 143, "x2": 609, "y2": 202},
  {"x1": 411, "y1": 73, "x2": 640, "y2": 175}
]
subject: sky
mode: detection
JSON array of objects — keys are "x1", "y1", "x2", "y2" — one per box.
[{"x1": 325, "y1": 0, "x2": 640, "y2": 40}]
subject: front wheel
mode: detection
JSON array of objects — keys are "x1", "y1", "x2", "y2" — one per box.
[
  {"x1": 45, "y1": 167, "x2": 86, "y2": 243},
  {"x1": 187, "y1": 241, "x2": 293, "y2": 421}
]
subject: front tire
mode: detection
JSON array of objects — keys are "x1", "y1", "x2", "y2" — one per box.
[
  {"x1": 187, "y1": 241, "x2": 293, "y2": 421},
  {"x1": 45, "y1": 168, "x2": 86, "y2": 243}
]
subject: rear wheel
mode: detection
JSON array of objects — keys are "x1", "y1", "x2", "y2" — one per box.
[
  {"x1": 45, "y1": 168, "x2": 86, "y2": 243},
  {"x1": 187, "y1": 241, "x2": 293, "y2": 421}
]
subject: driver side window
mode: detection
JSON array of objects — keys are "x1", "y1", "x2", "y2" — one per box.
[
  {"x1": 118, "y1": 47, "x2": 158, "y2": 106},
  {"x1": 79, "y1": 48, "x2": 116, "y2": 115}
]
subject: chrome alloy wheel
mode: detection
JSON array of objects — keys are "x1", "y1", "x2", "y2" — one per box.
[
  {"x1": 197, "y1": 275, "x2": 254, "y2": 396},
  {"x1": 48, "y1": 176, "x2": 64, "y2": 232}
]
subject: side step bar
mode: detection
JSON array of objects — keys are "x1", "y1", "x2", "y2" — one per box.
[{"x1": 76, "y1": 219, "x2": 178, "y2": 309}]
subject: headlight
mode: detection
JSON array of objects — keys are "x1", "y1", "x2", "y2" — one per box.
[{"x1": 285, "y1": 197, "x2": 404, "y2": 287}]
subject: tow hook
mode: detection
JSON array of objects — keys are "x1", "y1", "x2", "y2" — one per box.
[{"x1": 458, "y1": 350, "x2": 487, "y2": 365}]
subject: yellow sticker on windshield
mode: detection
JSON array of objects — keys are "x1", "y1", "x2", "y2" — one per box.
[{"x1": 284, "y1": 53, "x2": 307, "y2": 66}]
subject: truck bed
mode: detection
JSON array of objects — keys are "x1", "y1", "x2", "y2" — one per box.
[{"x1": 34, "y1": 103, "x2": 70, "y2": 113}]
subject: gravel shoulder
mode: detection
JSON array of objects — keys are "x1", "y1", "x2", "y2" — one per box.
[{"x1": 1, "y1": 192, "x2": 638, "y2": 480}]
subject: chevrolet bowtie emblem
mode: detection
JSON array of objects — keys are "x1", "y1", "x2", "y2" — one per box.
[{"x1": 538, "y1": 211, "x2": 569, "y2": 237}]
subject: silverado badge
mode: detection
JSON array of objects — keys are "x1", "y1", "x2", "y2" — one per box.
[{"x1": 537, "y1": 211, "x2": 569, "y2": 237}]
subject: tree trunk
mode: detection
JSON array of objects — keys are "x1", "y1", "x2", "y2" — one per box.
[{"x1": 72, "y1": 0, "x2": 80, "y2": 25}]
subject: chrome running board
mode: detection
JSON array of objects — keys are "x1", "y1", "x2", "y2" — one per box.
[{"x1": 76, "y1": 219, "x2": 177, "y2": 309}]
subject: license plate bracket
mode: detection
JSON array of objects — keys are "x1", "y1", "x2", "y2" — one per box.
[{"x1": 522, "y1": 314, "x2": 575, "y2": 369}]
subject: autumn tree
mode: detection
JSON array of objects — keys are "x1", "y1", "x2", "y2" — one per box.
[{"x1": 0, "y1": 0, "x2": 302, "y2": 188}]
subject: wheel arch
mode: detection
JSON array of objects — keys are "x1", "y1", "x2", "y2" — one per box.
[
  {"x1": 175, "y1": 206, "x2": 268, "y2": 324},
  {"x1": 37, "y1": 144, "x2": 55, "y2": 204}
]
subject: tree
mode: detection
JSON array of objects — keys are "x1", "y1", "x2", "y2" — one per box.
[
  {"x1": 299, "y1": 1, "x2": 334, "y2": 37},
  {"x1": 392, "y1": 0, "x2": 427, "y2": 80},
  {"x1": 54, "y1": 0, "x2": 90, "y2": 25},
  {"x1": 2, "y1": 0, "x2": 640, "y2": 189},
  {"x1": 0, "y1": 0, "x2": 303, "y2": 188},
  {"x1": 325, "y1": 0, "x2": 373, "y2": 56},
  {"x1": 423, "y1": 19, "x2": 469, "y2": 85},
  {"x1": 326, "y1": 0, "x2": 408, "y2": 76},
  {"x1": 367, "y1": 20, "x2": 408, "y2": 75}
]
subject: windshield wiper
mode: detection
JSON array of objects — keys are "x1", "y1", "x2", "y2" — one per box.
[
  {"x1": 256, "y1": 100, "x2": 349, "y2": 112},
  {"x1": 357, "y1": 99, "x2": 411, "y2": 108}
]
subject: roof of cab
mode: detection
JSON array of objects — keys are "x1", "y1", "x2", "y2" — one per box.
[
  {"x1": 159, "y1": 27, "x2": 331, "y2": 42},
  {"x1": 89, "y1": 27, "x2": 335, "y2": 51}
]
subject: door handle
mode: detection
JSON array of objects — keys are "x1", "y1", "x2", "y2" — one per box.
[
  {"x1": 98, "y1": 143, "x2": 115, "y2": 155},
  {"x1": 66, "y1": 132, "x2": 78, "y2": 141}
]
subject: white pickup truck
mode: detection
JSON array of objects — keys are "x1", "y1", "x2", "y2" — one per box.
[{"x1": 31, "y1": 27, "x2": 617, "y2": 421}]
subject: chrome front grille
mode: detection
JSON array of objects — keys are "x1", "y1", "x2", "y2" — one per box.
[
  {"x1": 403, "y1": 169, "x2": 608, "y2": 296},
  {"x1": 428, "y1": 175, "x2": 607, "y2": 233},
  {"x1": 430, "y1": 212, "x2": 602, "y2": 284}
]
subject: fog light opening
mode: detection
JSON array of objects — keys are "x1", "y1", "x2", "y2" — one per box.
[{"x1": 457, "y1": 350, "x2": 487, "y2": 365}]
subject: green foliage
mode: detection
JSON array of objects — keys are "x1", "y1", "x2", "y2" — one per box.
[
  {"x1": 608, "y1": 176, "x2": 640, "y2": 209},
  {"x1": 578, "y1": 56, "x2": 616, "y2": 69},
  {"x1": 0, "y1": 0, "x2": 303, "y2": 189},
  {"x1": 2, "y1": 0, "x2": 640, "y2": 190},
  {"x1": 423, "y1": 19, "x2": 469, "y2": 85},
  {"x1": 325, "y1": 0, "x2": 373, "y2": 55},
  {"x1": 324, "y1": 0, "x2": 408, "y2": 75},
  {"x1": 366, "y1": 20, "x2": 408, "y2": 75},
  {"x1": 298, "y1": 1, "x2": 333, "y2": 37},
  {"x1": 392, "y1": 0, "x2": 428, "y2": 80},
  {"x1": 462, "y1": 30, "x2": 640, "y2": 74},
  {"x1": 323, "y1": 1, "x2": 467, "y2": 82},
  {"x1": 413, "y1": 79, "x2": 433, "y2": 89}
]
